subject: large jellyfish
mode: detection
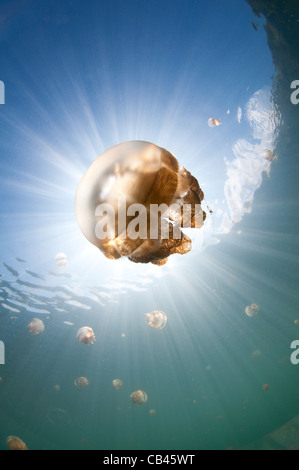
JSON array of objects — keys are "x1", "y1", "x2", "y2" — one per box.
[
  {"x1": 146, "y1": 310, "x2": 167, "y2": 329},
  {"x1": 130, "y1": 390, "x2": 148, "y2": 405},
  {"x1": 75, "y1": 141, "x2": 205, "y2": 265},
  {"x1": 28, "y1": 318, "x2": 45, "y2": 335},
  {"x1": 77, "y1": 327, "x2": 95, "y2": 344},
  {"x1": 6, "y1": 436, "x2": 28, "y2": 450}
]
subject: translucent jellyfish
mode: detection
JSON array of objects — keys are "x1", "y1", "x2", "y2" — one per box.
[
  {"x1": 252, "y1": 350, "x2": 261, "y2": 359},
  {"x1": 77, "y1": 326, "x2": 95, "y2": 344},
  {"x1": 130, "y1": 390, "x2": 148, "y2": 405},
  {"x1": 74, "y1": 377, "x2": 89, "y2": 389},
  {"x1": 207, "y1": 118, "x2": 221, "y2": 127},
  {"x1": 262, "y1": 384, "x2": 270, "y2": 391},
  {"x1": 75, "y1": 141, "x2": 205, "y2": 266},
  {"x1": 55, "y1": 252, "x2": 67, "y2": 268},
  {"x1": 112, "y1": 379, "x2": 123, "y2": 389},
  {"x1": 6, "y1": 436, "x2": 28, "y2": 450},
  {"x1": 149, "y1": 409, "x2": 157, "y2": 415},
  {"x1": 145, "y1": 310, "x2": 167, "y2": 329},
  {"x1": 28, "y1": 318, "x2": 45, "y2": 335},
  {"x1": 245, "y1": 304, "x2": 259, "y2": 317},
  {"x1": 263, "y1": 149, "x2": 277, "y2": 161}
]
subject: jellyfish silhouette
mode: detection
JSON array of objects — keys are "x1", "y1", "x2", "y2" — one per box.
[
  {"x1": 145, "y1": 310, "x2": 167, "y2": 329},
  {"x1": 77, "y1": 327, "x2": 95, "y2": 344},
  {"x1": 75, "y1": 141, "x2": 205, "y2": 265},
  {"x1": 28, "y1": 318, "x2": 45, "y2": 335}
]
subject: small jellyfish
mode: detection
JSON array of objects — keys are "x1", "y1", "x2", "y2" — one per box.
[
  {"x1": 112, "y1": 379, "x2": 123, "y2": 389},
  {"x1": 54, "y1": 384, "x2": 61, "y2": 392},
  {"x1": 28, "y1": 318, "x2": 45, "y2": 335},
  {"x1": 252, "y1": 350, "x2": 261, "y2": 359},
  {"x1": 149, "y1": 409, "x2": 156, "y2": 415},
  {"x1": 77, "y1": 326, "x2": 95, "y2": 344},
  {"x1": 55, "y1": 252, "x2": 67, "y2": 268},
  {"x1": 245, "y1": 304, "x2": 259, "y2": 317},
  {"x1": 130, "y1": 390, "x2": 148, "y2": 405},
  {"x1": 145, "y1": 310, "x2": 167, "y2": 329},
  {"x1": 294, "y1": 320, "x2": 299, "y2": 325},
  {"x1": 7, "y1": 436, "x2": 28, "y2": 450},
  {"x1": 75, "y1": 141, "x2": 205, "y2": 266},
  {"x1": 263, "y1": 149, "x2": 277, "y2": 161},
  {"x1": 262, "y1": 384, "x2": 270, "y2": 391},
  {"x1": 74, "y1": 377, "x2": 89, "y2": 389},
  {"x1": 208, "y1": 118, "x2": 221, "y2": 127}
]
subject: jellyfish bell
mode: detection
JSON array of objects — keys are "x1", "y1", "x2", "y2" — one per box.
[
  {"x1": 130, "y1": 390, "x2": 148, "y2": 405},
  {"x1": 145, "y1": 310, "x2": 167, "y2": 329},
  {"x1": 245, "y1": 304, "x2": 259, "y2": 317},
  {"x1": 28, "y1": 318, "x2": 45, "y2": 335},
  {"x1": 112, "y1": 379, "x2": 123, "y2": 389},
  {"x1": 77, "y1": 326, "x2": 95, "y2": 344},
  {"x1": 149, "y1": 409, "x2": 156, "y2": 415},
  {"x1": 6, "y1": 436, "x2": 28, "y2": 450},
  {"x1": 208, "y1": 118, "x2": 221, "y2": 128},
  {"x1": 75, "y1": 141, "x2": 205, "y2": 266},
  {"x1": 74, "y1": 377, "x2": 89, "y2": 389}
]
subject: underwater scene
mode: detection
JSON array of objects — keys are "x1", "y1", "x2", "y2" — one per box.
[{"x1": 0, "y1": 0, "x2": 299, "y2": 451}]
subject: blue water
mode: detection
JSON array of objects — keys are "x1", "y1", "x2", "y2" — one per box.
[{"x1": 0, "y1": 0, "x2": 298, "y2": 450}]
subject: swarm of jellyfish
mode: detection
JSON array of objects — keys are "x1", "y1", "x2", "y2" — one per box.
[
  {"x1": 7, "y1": 436, "x2": 28, "y2": 450},
  {"x1": 75, "y1": 141, "x2": 206, "y2": 266},
  {"x1": 146, "y1": 310, "x2": 167, "y2": 329},
  {"x1": 130, "y1": 390, "x2": 148, "y2": 405},
  {"x1": 77, "y1": 327, "x2": 95, "y2": 344},
  {"x1": 74, "y1": 377, "x2": 89, "y2": 389},
  {"x1": 112, "y1": 379, "x2": 123, "y2": 389},
  {"x1": 28, "y1": 318, "x2": 45, "y2": 335},
  {"x1": 245, "y1": 304, "x2": 260, "y2": 317}
]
